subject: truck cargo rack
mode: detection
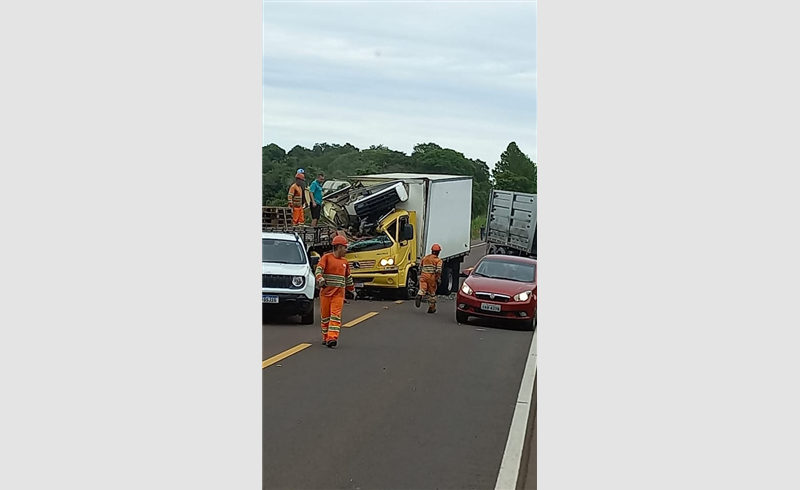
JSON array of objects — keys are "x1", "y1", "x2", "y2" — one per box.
[{"x1": 262, "y1": 224, "x2": 335, "y2": 248}]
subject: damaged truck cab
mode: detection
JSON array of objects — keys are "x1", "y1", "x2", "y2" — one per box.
[
  {"x1": 346, "y1": 209, "x2": 419, "y2": 298},
  {"x1": 324, "y1": 173, "x2": 473, "y2": 299}
]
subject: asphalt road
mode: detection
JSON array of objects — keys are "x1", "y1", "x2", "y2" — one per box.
[{"x1": 263, "y1": 241, "x2": 535, "y2": 490}]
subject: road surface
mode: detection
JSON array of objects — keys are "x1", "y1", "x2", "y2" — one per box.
[{"x1": 263, "y1": 241, "x2": 536, "y2": 489}]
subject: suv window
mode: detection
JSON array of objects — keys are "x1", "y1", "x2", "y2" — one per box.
[{"x1": 262, "y1": 239, "x2": 306, "y2": 264}]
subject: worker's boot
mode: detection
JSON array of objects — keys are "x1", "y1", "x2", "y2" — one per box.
[
  {"x1": 326, "y1": 339, "x2": 338, "y2": 348},
  {"x1": 427, "y1": 305, "x2": 436, "y2": 314},
  {"x1": 415, "y1": 294, "x2": 422, "y2": 308}
]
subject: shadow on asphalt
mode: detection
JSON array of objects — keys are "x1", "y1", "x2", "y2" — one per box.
[{"x1": 455, "y1": 315, "x2": 536, "y2": 333}]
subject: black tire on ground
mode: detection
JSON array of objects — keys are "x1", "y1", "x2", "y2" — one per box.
[
  {"x1": 456, "y1": 309, "x2": 469, "y2": 324},
  {"x1": 438, "y1": 266, "x2": 453, "y2": 295},
  {"x1": 300, "y1": 306, "x2": 315, "y2": 325},
  {"x1": 522, "y1": 318, "x2": 535, "y2": 331},
  {"x1": 450, "y1": 261, "x2": 462, "y2": 293},
  {"x1": 400, "y1": 269, "x2": 419, "y2": 300}
]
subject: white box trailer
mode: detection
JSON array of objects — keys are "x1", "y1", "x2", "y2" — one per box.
[
  {"x1": 351, "y1": 173, "x2": 473, "y2": 262},
  {"x1": 486, "y1": 189, "x2": 537, "y2": 258}
]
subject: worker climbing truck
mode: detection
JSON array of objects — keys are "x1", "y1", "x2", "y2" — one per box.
[
  {"x1": 321, "y1": 173, "x2": 473, "y2": 298},
  {"x1": 485, "y1": 189, "x2": 537, "y2": 258}
]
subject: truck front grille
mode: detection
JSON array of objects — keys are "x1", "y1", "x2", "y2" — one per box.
[{"x1": 349, "y1": 260, "x2": 376, "y2": 270}]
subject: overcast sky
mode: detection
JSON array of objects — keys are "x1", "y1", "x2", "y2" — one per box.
[{"x1": 263, "y1": 1, "x2": 536, "y2": 168}]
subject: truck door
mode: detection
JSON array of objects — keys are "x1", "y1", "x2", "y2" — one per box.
[{"x1": 396, "y1": 215, "x2": 415, "y2": 270}]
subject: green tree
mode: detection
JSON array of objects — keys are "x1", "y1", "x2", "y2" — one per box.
[{"x1": 493, "y1": 142, "x2": 537, "y2": 194}]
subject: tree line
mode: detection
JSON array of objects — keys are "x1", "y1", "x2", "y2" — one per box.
[{"x1": 263, "y1": 141, "x2": 537, "y2": 220}]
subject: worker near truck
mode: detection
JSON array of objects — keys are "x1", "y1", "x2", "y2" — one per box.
[
  {"x1": 288, "y1": 173, "x2": 306, "y2": 225},
  {"x1": 416, "y1": 244, "x2": 443, "y2": 314},
  {"x1": 309, "y1": 172, "x2": 325, "y2": 227},
  {"x1": 315, "y1": 235, "x2": 356, "y2": 348}
]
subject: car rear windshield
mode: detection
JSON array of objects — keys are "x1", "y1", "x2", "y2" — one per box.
[
  {"x1": 262, "y1": 239, "x2": 306, "y2": 264},
  {"x1": 474, "y1": 259, "x2": 535, "y2": 282}
]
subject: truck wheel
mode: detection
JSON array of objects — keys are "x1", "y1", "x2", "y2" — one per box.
[
  {"x1": 438, "y1": 266, "x2": 453, "y2": 295},
  {"x1": 400, "y1": 269, "x2": 418, "y2": 300},
  {"x1": 450, "y1": 261, "x2": 462, "y2": 293},
  {"x1": 300, "y1": 306, "x2": 315, "y2": 325},
  {"x1": 456, "y1": 309, "x2": 469, "y2": 324}
]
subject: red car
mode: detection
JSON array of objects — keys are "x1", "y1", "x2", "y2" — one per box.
[{"x1": 456, "y1": 255, "x2": 537, "y2": 330}]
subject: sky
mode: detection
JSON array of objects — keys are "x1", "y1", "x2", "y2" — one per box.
[{"x1": 263, "y1": 1, "x2": 537, "y2": 168}]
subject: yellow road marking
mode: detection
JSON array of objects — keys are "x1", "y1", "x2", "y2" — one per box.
[
  {"x1": 394, "y1": 300, "x2": 404, "y2": 304},
  {"x1": 262, "y1": 343, "x2": 312, "y2": 369},
  {"x1": 343, "y1": 311, "x2": 379, "y2": 328}
]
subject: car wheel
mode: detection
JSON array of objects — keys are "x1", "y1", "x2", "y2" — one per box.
[
  {"x1": 523, "y1": 318, "x2": 535, "y2": 331},
  {"x1": 456, "y1": 309, "x2": 469, "y2": 324},
  {"x1": 300, "y1": 306, "x2": 315, "y2": 325}
]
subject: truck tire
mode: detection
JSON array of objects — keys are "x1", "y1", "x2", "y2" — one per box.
[
  {"x1": 450, "y1": 261, "x2": 461, "y2": 293},
  {"x1": 438, "y1": 266, "x2": 454, "y2": 295},
  {"x1": 300, "y1": 305, "x2": 315, "y2": 325},
  {"x1": 401, "y1": 269, "x2": 419, "y2": 300}
]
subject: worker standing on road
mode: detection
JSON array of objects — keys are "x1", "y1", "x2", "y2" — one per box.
[
  {"x1": 315, "y1": 235, "x2": 356, "y2": 348},
  {"x1": 288, "y1": 173, "x2": 306, "y2": 225},
  {"x1": 309, "y1": 172, "x2": 325, "y2": 227},
  {"x1": 416, "y1": 244, "x2": 443, "y2": 314}
]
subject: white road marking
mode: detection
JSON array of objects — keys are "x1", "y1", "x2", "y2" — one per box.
[
  {"x1": 471, "y1": 242, "x2": 486, "y2": 248},
  {"x1": 494, "y1": 328, "x2": 537, "y2": 490}
]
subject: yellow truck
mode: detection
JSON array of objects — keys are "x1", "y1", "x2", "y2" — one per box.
[{"x1": 322, "y1": 173, "x2": 473, "y2": 299}]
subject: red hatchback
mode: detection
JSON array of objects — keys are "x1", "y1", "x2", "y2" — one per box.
[{"x1": 456, "y1": 255, "x2": 537, "y2": 330}]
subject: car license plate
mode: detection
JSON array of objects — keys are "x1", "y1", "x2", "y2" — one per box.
[
  {"x1": 355, "y1": 283, "x2": 364, "y2": 289},
  {"x1": 480, "y1": 303, "x2": 501, "y2": 312},
  {"x1": 262, "y1": 295, "x2": 279, "y2": 304}
]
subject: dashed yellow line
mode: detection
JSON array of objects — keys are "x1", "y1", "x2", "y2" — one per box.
[
  {"x1": 343, "y1": 311, "x2": 379, "y2": 328},
  {"x1": 262, "y1": 343, "x2": 312, "y2": 369}
]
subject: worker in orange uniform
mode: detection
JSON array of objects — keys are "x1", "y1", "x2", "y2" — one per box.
[
  {"x1": 416, "y1": 243, "x2": 443, "y2": 314},
  {"x1": 315, "y1": 235, "x2": 356, "y2": 348},
  {"x1": 287, "y1": 173, "x2": 306, "y2": 225}
]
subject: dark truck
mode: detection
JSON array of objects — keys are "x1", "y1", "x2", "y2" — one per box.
[{"x1": 485, "y1": 190, "x2": 537, "y2": 258}]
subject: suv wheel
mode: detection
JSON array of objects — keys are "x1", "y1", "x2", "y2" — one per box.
[{"x1": 300, "y1": 306, "x2": 315, "y2": 325}]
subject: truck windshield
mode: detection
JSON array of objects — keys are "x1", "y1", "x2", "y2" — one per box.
[
  {"x1": 474, "y1": 259, "x2": 536, "y2": 283},
  {"x1": 262, "y1": 239, "x2": 306, "y2": 264},
  {"x1": 347, "y1": 235, "x2": 393, "y2": 253}
]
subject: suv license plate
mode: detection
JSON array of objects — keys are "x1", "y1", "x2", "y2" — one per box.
[
  {"x1": 480, "y1": 303, "x2": 501, "y2": 312},
  {"x1": 355, "y1": 283, "x2": 364, "y2": 288},
  {"x1": 263, "y1": 295, "x2": 279, "y2": 304}
]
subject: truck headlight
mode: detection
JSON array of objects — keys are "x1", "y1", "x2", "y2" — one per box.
[
  {"x1": 514, "y1": 290, "x2": 532, "y2": 302},
  {"x1": 292, "y1": 276, "x2": 305, "y2": 288},
  {"x1": 380, "y1": 258, "x2": 395, "y2": 266},
  {"x1": 461, "y1": 283, "x2": 473, "y2": 295}
]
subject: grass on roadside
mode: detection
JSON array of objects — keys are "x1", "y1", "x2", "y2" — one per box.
[{"x1": 471, "y1": 215, "x2": 486, "y2": 240}]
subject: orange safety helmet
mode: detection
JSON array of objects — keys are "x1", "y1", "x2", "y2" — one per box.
[
  {"x1": 431, "y1": 243, "x2": 442, "y2": 252},
  {"x1": 332, "y1": 235, "x2": 348, "y2": 247},
  {"x1": 295, "y1": 172, "x2": 305, "y2": 180}
]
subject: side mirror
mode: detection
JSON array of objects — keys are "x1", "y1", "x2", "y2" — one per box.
[
  {"x1": 401, "y1": 223, "x2": 414, "y2": 241},
  {"x1": 460, "y1": 267, "x2": 474, "y2": 278}
]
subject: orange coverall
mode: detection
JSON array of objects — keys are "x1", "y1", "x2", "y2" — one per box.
[
  {"x1": 418, "y1": 254, "x2": 443, "y2": 310},
  {"x1": 315, "y1": 253, "x2": 355, "y2": 342},
  {"x1": 288, "y1": 183, "x2": 305, "y2": 225}
]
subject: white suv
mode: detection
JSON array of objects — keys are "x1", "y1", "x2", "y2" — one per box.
[{"x1": 262, "y1": 232, "x2": 317, "y2": 324}]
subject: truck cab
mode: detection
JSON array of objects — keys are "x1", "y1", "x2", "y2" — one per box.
[
  {"x1": 262, "y1": 232, "x2": 318, "y2": 324},
  {"x1": 345, "y1": 210, "x2": 418, "y2": 298}
]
